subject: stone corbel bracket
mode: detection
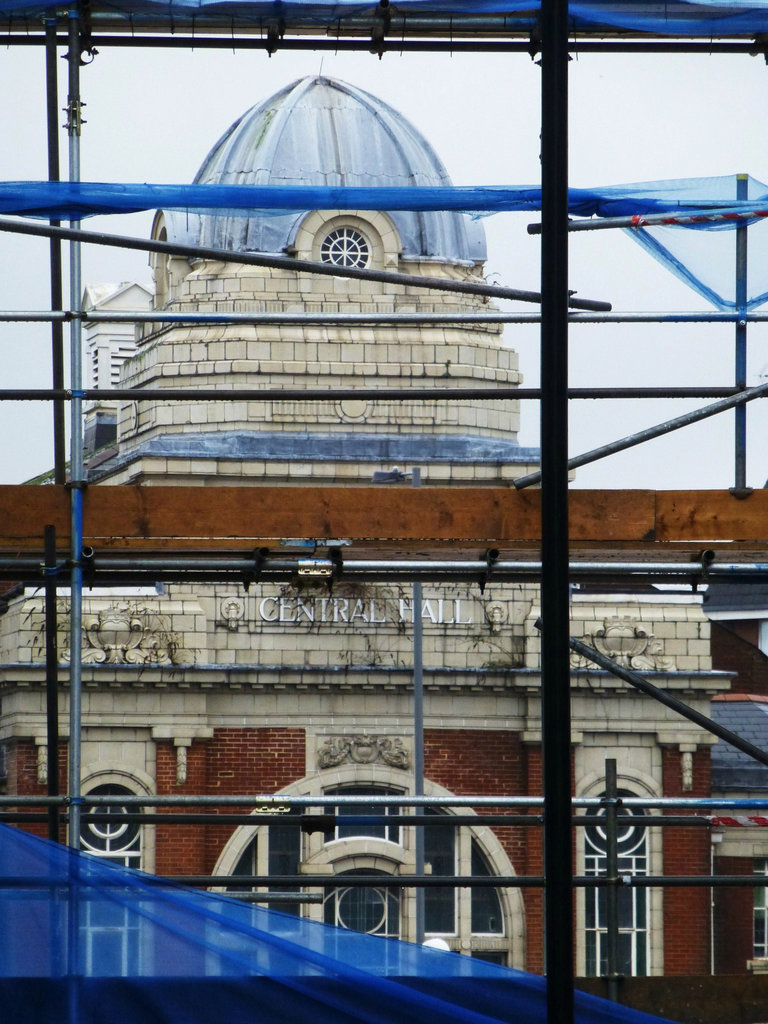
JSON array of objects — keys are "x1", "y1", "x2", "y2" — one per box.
[{"x1": 151, "y1": 726, "x2": 214, "y2": 786}]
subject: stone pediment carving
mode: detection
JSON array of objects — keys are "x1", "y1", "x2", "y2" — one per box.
[
  {"x1": 571, "y1": 616, "x2": 672, "y2": 672},
  {"x1": 317, "y1": 735, "x2": 410, "y2": 770},
  {"x1": 28, "y1": 600, "x2": 197, "y2": 666}
]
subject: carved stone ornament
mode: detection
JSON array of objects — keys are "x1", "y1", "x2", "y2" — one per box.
[
  {"x1": 317, "y1": 735, "x2": 410, "y2": 770},
  {"x1": 37, "y1": 744, "x2": 48, "y2": 786},
  {"x1": 176, "y1": 745, "x2": 188, "y2": 786},
  {"x1": 59, "y1": 603, "x2": 192, "y2": 666},
  {"x1": 681, "y1": 749, "x2": 694, "y2": 792},
  {"x1": 220, "y1": 596, "x2": 245, "y2": 632},
  {"x1": 484, "y1": 602, "x2": 507, "y2": 634},
  {"x1": 571, "y1": 616, "x2": 672, "y2": 671}
]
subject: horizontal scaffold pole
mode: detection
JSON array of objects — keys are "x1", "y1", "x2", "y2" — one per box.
[
  {"x1": 0, "y1": 386, "x2": 753, "y2": 402},
  {"x1": 0, "y1": 215, "x2": 610, "y2": 312},
  {"x1": 5, "y1": 310, "x2": 768, "y2": 325}
]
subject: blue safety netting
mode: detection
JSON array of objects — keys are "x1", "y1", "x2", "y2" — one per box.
[
  {"x1": 0, "y1": 178, "x2": 766, "y2": 221},
  {"x1": 2, "y1": 174, "x2": 767, "y2": 308},
  {"x1": 619, "y1": 175, "x2": 768, "y2": 310},
  {"x1": 1, "y1": 0, "x2": 768, "y2": 37},
  {"x1": 0, "y1": 823, "x2": 675, "y2": 1024}
]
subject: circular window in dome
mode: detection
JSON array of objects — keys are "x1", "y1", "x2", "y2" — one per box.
[{"x1": 320, "y1": 227, "x2": 370, "y2": 269}]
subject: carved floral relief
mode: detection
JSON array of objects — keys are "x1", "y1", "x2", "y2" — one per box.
[
  {"x1": 317, "y1": 735, "x2": 410, "y2": 770},
  {"x1": 571, "y1": 616, "x2": 672, "y2": 671},
  {"x1": 28, "y1": 600, "x2": 195, "y2": 666}
]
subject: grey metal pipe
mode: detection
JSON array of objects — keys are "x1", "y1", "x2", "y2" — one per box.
[
  {"x1": 0, "y1": 216, "x2": 611, "y2": 312},
  {"x1": 7, "y1": 309, "x2": 768, "y2": 325},
  {"x1": 0, "y1": 30, "x2": 759, "y2": 56},
  {"x1": 0, "y1": 386, "x2": 755, "y2": 402},
  {"x1": 734, "y1": 174, "x2": 749, "y2": 490},
  {"x1": 59, "y1": 556, "x2": 768, "y2": 574},
  {"x1": 515, "y1": 376, "x2": 768, "y2": 489},
  {"x1": 44, "y1": 525, "x2": 60, "y2": 843},
  {"x1": 603, "y1": 760, "x2": 621, "y2": 1002},
  {"x1": 66, "y1": 9, "x2": 84, "y2": 855},
  {"x1": 410, "y1": 468, "x2": 425, "y2": 944},
  {"x1": 45, "y1": 18, "x2": 66, "y2": 485},
  {"x1": 3, "y1": 791, "x2": 768, "y2": 810}
]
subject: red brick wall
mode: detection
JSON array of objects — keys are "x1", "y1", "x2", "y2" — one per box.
[
  {"x1": 712, "y1": 855, "x2": 755, "y2": 974},
  {"x1": 661, "y1": 746, "x2": 712, "y2": 975},
  {"x1": 523, "y1": 745, "x2": 545, "y2": 974},
  {"x1": 154, "y1": 728, "x2": 305, "y2": 877},
  {"x1": 7, "y1": 738, "x2": 67, "y2": 841}
]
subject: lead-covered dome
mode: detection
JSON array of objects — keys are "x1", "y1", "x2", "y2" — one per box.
[{"x1": 177, "y1": 76, "x2": 485, "y2": 264}]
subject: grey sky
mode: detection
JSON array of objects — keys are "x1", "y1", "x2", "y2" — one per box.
[{"x1": 1, "y1": 44, "x2": 767, "y2": 488}]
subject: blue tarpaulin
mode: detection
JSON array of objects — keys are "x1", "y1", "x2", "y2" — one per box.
[
  {"x1": 2, "y1": 174, "x2": 767, "y2": 309},
  {"x1": 1, "y1": 0, "x2": 768, "y2": 37},
  {"x1": 0, "y1": 178, "x2": 766, "y2": 221},
  {"x1": 0, "y1": 823, "x2": 678, "y2": 1024}
]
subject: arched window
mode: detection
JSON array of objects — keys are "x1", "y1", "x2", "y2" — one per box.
[
  {"x1": 229, "y1": 784, "x2": 512, "y2": 962},
  {"x1": 584, "y1": 792, "x2": 649, "y2": 976},
  {"x1": 79, "y1": 783, "x2": 143, "y2": 974},
  {"x1": 80, "y1": 783, "x2": 142, "y2": 868}
]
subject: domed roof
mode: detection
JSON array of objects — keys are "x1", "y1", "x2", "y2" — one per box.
[{"x1": 180, "y1": 76, "x2": 485, "y2": 263}]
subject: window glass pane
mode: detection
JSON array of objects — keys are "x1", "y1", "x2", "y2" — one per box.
[
  {"x1": 583, "y1": 790, "x2": 648, "y2": 977},
  {"x1": 324, "y1": 870, "x2": 399, "y2": 938},
  {"x1": 267, "y1": 820, "x2": 301, "y2": 917},
  {"x1": 424, "y1": 815, "x2": 456, "y2": 934},
  {"x1": 470, "y1": 841, "x2": 503, "y2": 934},
  {"x1": 329, "y1": 787, "x2": 399, "y2": 843},
  {"x1": 471, "y1": 951, "x2": 507, "y2": 965}
]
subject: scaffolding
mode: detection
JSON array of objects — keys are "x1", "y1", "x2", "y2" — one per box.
[{"x1": 2, "y1": 4, "x2": 768, "y2": 1024}]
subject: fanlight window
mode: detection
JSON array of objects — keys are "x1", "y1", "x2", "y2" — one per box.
[
  {"x1": 80, "y1": 783, "x2": 142, "y2": 868},
  {"x1": 324, "y1": 869, "x2": 399, "y2": 937},
  {"x1": 320, "y1": 227, "x2": 370, "y2": 269}
]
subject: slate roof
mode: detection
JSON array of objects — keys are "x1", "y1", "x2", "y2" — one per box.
[
  {"x1": 703, "y1": 582, "x2": 768, "y2": 615},
  {"x1": 711, "y1": 696, "x2": 768, "y2": 790}
]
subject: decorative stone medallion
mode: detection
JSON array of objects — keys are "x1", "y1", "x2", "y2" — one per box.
[{"x1": 317, "y1": 735, "x2": 410, "y2": 770}]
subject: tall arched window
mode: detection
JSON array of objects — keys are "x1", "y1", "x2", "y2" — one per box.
[
  {"x1": 79, "y1": 783, "x2": 143, "y2": 974},
  {"x1": 584, "y1": 792, "x2": 649, "y2": 976},
  {"x1": 229, "y1": 784, "x2": 512, "y2": 962}
]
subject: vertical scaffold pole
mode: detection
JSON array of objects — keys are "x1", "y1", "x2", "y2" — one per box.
[
  {"x1": 540, "y1": 0, "x2": 574, "y2": 1020},
  {"x1": 66, "y1": 7, "x2": 84, "y2": 853},
  {"x1": 734, "y1": 173, "x2": 748, "y2": 491},
  {"x1": 45, "y1": 17, "x2": 67, "y2": 485},
  {"x1": 411, "y1": 467, "x2": 425, "y2": 945},
  {"x1": 44, "y1": 525, "x2": 60, "y2": 844},
  {"x1": 604, "y1": 759, "x2": 620, "y2": 1003}
]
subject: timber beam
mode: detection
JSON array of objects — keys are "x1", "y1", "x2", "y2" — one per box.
[{"x1": 0, "y1": 485, "x2": 767, "y2": 557}]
